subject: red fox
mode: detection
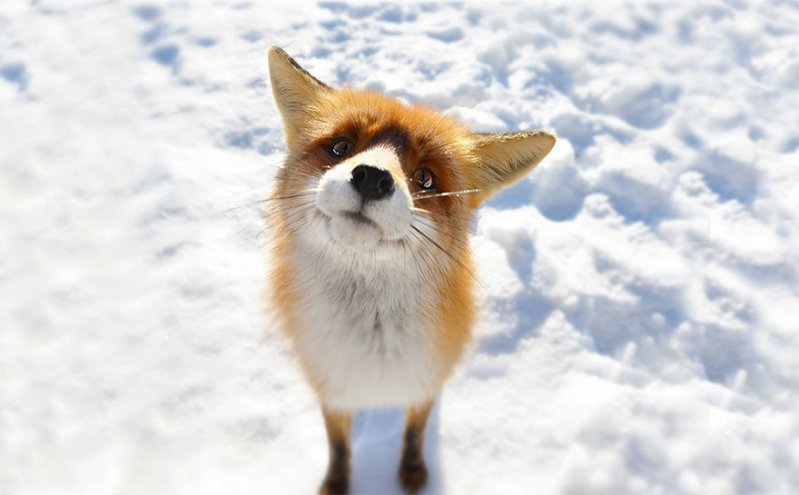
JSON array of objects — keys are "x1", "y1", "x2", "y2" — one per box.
[{"x1": 267, "y1": 46, "x2": 555, "y2": 494}]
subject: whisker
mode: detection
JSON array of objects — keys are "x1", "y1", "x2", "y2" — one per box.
[
  {"x1": 271, "y1": 200, "x2": 316, "y2": 213},
  {"x1": 408, "y1": 228, "x2": 447, "y2": 282},
  {"x1": 410, "y1": 225, "x2": 472, "y2": 274},
  {"x1": 251, "y1": 201, "x2": 316, "y2": 242},
  {"x1": 217, "y1": 190, "x2": 319, "y2": 216},
  {"x1": 267, "y1": 190, "x2": 320, "y2": 201},
  {"x1": 412, "y1": 217, "x2": 470, "y2": 254},
  {"x1": 411, "y1": 206, "x2": 473, "y2": 223},
  {"x1": 268, "y1": 197, "x2": 316, "y2": 209},
  {"x1": 412, "y1": 188, "x2": 482, "y2": 200}
]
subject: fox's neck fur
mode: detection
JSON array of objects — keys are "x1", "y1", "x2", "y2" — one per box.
[
  {"x1": 295, "y1": 237, "x2": 433, "y2": 322},
  {"x1": 284, "y1": 237, "x2": 449, "y2": 409}
]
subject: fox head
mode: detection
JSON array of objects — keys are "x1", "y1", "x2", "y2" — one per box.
[{"x1": 267, "y1": 46, "x2": 554, "y2": 266}]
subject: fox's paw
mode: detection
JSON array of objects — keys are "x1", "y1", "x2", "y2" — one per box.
[
  {"x1": 319, "y1": 474, "x2": 349, "y2": 495},
  {"x1": 398, "y1": 459, "x2": 428, "y2": 494}
]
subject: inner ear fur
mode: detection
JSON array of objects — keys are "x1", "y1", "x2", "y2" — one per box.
[
  {"x1": 268, "y1": 46, "x2": 332, "y2": 149},
  {"x1": 467, "y1": 130, "x2": 556, "y2": 207}
]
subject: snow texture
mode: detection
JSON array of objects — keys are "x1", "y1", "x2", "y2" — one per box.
[{"x1": 2, "y1": 1, "x2": 798, "y2": 494}]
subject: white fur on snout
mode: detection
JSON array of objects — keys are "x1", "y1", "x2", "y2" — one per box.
[
  {"x1": 316, "y1": 163, "x2": 361, "y2": 216},
  {"x1": 361, "y1": 173, "x2": 413, "y2": 241},
  {"x1": 313, "y1": 145, "x2": 413, "y2": 249}
]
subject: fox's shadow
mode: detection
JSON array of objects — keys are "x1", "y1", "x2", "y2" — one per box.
[{"x1": 351, "y1": 400, "x2": 443, "y2": 495}]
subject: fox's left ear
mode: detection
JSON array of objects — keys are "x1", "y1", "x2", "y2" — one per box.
[
  {"x1": 268, "y1": 46, "x2": 332, "y2": 150},
  {"x1": 467, "y1": 130, "x2": 556, "y2": 207}
]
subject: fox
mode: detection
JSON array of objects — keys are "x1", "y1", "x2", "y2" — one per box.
[{"x1": 266, "y1": 46, "x2": 555, "y2": 494}]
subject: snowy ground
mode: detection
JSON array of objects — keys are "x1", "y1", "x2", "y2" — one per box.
[{"x1": 2, "y1": 0, "x2": 799, "y2": 494}]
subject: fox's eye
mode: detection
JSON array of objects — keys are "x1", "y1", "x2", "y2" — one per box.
[
  {"x1": 413, "y1": 168, "x2": 435, "y2": 190},
  {"x1": 330, "y1": 138, "x2": 353, "y2": 157}
]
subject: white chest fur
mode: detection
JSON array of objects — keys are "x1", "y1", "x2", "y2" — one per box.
[{"x1": 288, "y1": 246, "x2": 442, "y2": 410}]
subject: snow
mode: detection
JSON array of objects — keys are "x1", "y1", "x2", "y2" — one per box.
[{"x1": 2, "y1": 0, "x2": 798, "y2": 494}]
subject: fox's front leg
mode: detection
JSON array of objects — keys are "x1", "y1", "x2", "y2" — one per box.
[
  {"x1": 398, "y1": 399, "x2": 434, "y2": 494},
  {"x1": 320, "y1": 406, "x2": 353, "y2": 495}
]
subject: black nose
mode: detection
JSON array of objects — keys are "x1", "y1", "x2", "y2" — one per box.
[{"x1": 350, "y1": 165, "x2": 395, "y2": 201}]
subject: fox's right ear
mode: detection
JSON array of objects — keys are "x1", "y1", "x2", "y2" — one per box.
[{"x1": 268, "y1": 46, "x2": 332, "y2": 149}]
